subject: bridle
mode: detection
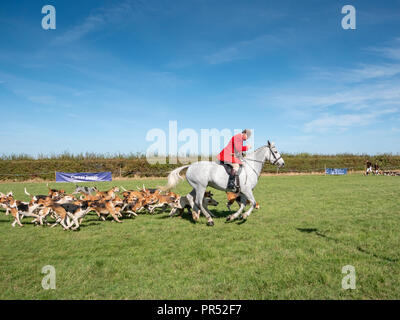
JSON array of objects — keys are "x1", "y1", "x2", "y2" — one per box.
[
  {"x1": 268, "y1": 146, "x2": 283, "y2": 165},
  {"x1": 242, "y1": 145, "x2": 282, "y2": 176}
]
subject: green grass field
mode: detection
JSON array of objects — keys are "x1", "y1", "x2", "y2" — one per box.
[{"x1": 0, "y1": 174, "x2": 399, "y2": 299}]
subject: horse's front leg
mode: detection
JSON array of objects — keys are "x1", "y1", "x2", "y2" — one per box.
[
  {"x1": 240, "y1": 190, "x2": 256, "y2": 220},
  {"x1": 227, "y1": 201, "x2": 246, "y2": 221}
]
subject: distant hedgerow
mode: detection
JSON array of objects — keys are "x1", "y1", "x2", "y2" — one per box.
[{"x1": 0, "y1": 152, "x2": 399, "y2": 181}]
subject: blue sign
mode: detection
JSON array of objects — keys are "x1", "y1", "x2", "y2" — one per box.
[
  {"x1": 325, "y1": 168, "x2": 348, "y2": 175},
  {"x1": 56, "y1": 172, "x2": 112, "y2": 182}
]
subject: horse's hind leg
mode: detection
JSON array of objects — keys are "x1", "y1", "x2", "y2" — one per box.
[
  {"x1": 191, "y1": 203, "x2": 201, "y2": 221},
  {"x1": 194, "y1": 188, "x2": 214, "y2": 226},
  {"x1": 185, "y1": 189, "x2": 199, "y2": 221}
]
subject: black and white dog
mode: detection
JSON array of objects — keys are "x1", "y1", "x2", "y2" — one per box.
[{"x1": 72, "y1": 185, "x2": 98, "y2": 195}]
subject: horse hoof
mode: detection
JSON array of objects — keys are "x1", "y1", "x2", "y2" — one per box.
[
  {"x1": 207, "y1": 221, "x2": 214, "y2": 226},
  {"x1": 242, "y1": 214, "x2": 248, "y2": 220}
]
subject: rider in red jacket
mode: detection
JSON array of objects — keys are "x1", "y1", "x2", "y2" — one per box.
[{"x1": 217, "y1": 129, "x2": 252, "y2": 191}]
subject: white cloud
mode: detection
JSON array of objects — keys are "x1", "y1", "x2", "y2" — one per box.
[
  {"x1": 349, "y1": 64, "x2": 400, "y2": 80},
  {"x1": 312, "y1": 63, "x2": 400, "y2": 83},
  {"x1": 53, "y1": 15, "x2": 105, "y2": 45},
  {"x1": 306, "y1": 39, "x2": 400, "y2": 86},
  {"x1": 304, "y1": 109, "x2": 398, "y2": 133},
  {"x1": 370, "y1": 46, "x2": 400, "y2": 61},
  {"x1": 247, "y1": 39, "x2": 400, "y2": 134},
  {"x1": 28, "y1": 95, "x2": 57, "y2": 105},
  {"x1": 205, "y1": 34, "x2": 279, "y2": 64},
  {"x1": 271, "y1": 81, "x2": 400, "y2": 112},
  {"x1": 52, "y1": 1, "x2": 144, "y2": 45}
]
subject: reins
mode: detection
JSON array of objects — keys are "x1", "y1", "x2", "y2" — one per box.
[{"x1": 242, "y1": 145, "x2": 282, "y2": 176}]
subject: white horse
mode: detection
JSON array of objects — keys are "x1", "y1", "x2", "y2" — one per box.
[{"x1": 162, "y1": 140, "x2": 285, "y2": 225}]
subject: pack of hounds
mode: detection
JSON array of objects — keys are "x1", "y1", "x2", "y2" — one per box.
[{"x1": 0, "y1": 184, "x2": 259, "y2": 230}]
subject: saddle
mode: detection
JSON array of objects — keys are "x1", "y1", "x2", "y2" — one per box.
[{"x1": 219, "y1": 161, "x2": 242, "y2": 193}]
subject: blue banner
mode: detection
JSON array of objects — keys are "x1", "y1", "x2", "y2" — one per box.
[
  {"x1": 325, "y1": 168, "x2": 348, "y2": 175},
  {"x1": 56, "y1": 172, "x2": 112, "y2": 182}
]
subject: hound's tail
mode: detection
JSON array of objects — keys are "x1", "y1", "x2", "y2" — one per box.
[
  {"x1": 24, "y1": 187, "x2": 32, "y2": 198},
  {"x1": 120, "y1": 186, "x2": 127, "y2": 192},
  {"x1": 160, "y1": 165, "x2": 190, "y2": 191}
]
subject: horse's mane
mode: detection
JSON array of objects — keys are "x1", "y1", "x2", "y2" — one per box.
[{"x1": 245, "y1": 144, "x2": 267, "y2": 157}]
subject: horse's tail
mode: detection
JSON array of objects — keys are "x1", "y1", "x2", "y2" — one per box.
[{"x1": 160, "y1": 165, "x2": 190, "y2": 191}]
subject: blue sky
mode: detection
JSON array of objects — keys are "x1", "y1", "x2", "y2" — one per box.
[{"x1": 0, "y1": 0, "x2": 399, "y2": 156}]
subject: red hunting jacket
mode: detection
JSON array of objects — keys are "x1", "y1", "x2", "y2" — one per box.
[{"x1": 217, "y1": 133, "x2": 248, "y2": 165}]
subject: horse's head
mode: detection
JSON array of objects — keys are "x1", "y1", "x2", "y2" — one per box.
[{"x1": 267, "y1": 140, "x2": 285, "y2": 168}]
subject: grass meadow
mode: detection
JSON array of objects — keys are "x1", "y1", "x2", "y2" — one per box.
[{"x1": 0, "y1": 174, "x2": 399, "y2": 299}]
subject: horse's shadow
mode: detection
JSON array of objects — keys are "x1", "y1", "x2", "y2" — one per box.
[
  {"x1": 77, "y1": 222, "x2": 101, "y2": 229},
  {"x1": 216, "y1": 209, "x2": 249, "y2": 224},
  {"x1": 177, "y1": 213, "x2": 197, "y2": 224},
  {"x1": 210, "y1": 209, "x2": 232, "y2": 219},
  {"x1": 156, "y1": 210, "x2": 197, "y2": 224},
  {"x1": 158, "y1": 208, "x2": 244, "y2": 225}
]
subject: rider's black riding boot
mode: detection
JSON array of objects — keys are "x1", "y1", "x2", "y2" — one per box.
[
  {"x1": 227, "y1": 173, "x2": 236, "y2": 190},
  {"x1": 234, "y1": 174, "x2": 240, "y2": 192},
  {"x1": 227, "y1": 169, "x2": 240, "y2": 193}
]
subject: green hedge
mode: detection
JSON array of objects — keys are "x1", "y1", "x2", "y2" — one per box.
[{"x1": 0, "y1": 153, "x2": 399, "y2": 181}]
